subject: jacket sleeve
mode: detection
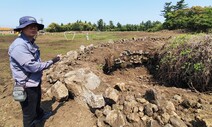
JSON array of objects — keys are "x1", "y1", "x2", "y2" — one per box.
[{"x1": 10, "y1": 45, "x2": 53, "y2": 73}]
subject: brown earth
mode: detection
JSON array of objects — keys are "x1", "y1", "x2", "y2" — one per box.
[{"x1": 0, "y1": 31, "x2": 212, "y2": 127}]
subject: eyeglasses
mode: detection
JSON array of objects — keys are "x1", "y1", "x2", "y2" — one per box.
[{"x1": 27, "y1": 24, "x2": 38, "y2": 29}]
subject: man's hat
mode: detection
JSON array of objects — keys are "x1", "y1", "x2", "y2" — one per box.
[{"x1": 14, "y1": 16, "x2": 44, "y2": 31}]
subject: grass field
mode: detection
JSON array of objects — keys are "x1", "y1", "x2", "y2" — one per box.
[{"x1": 0, "y1": 31, "x2": 147, "y2": 85}]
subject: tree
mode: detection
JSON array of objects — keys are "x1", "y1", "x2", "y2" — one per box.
[
  {"x1": 46, "y1": 23, "x2": 62, "y2": 32},
  {"x1": 72, "y1": 22, "x2": 83, "y2": 31},
  {"x1": 188, "y1": 6, "x2": 212, "y2": 32},
  {"x1": 162, "y1": 0, "x2": 212, "y2": 32},
  {"x1": 148, "y1": 21, "x2": 163, "y2": 32},
  {"x1": 161, "y1": 2, "x2": 173, "y2": 18},
  {"x1": 144, "y1": 20, "x2": 152, "y2": 30},
  {"x1": 109, "y1": 20, "x2": 115, "y2": 31},
  {"x1": 173, "y1": 0, "x2": 188, "y2": 10},
  {"x1": 116, "y1": 22, "x2": 122, "y2": 31},
  {"x1": 162, "y1": 0, "x2": 188, "y2": 30},
  {"x1": 97, "y1": 19, "x2": 104, "y2": 31}
]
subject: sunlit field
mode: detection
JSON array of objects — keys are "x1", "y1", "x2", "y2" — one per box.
[{"x1": 0, "y1": 31, "x2": 154, "y2": 85}]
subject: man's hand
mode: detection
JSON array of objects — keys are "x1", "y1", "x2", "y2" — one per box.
[{"x1": 52, "y1": 55, "x2": 62, "y2": 64}]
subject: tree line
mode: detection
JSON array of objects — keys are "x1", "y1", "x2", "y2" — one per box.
[
  {"x1": 162, "y1": 0, "x2": 212, "y2": 32},
  {"x1": 45, "y1": 20, "x2": 163, "y2": 32},
  {"x1": 45, "y1": 0, "x2": 212, "y2": 32}
]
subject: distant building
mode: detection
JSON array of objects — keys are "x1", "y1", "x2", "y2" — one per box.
[{"x1": 0, "y1": 27, "x2": 14, "y2": 34}]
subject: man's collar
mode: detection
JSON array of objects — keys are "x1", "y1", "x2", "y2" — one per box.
[{"x1": 20, "y1": 33, "x2": 35, "y2": 44}]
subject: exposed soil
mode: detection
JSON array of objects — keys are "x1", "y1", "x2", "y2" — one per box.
[{"x1": 0, "y1": 31, "x2": 211, "y2": 127}]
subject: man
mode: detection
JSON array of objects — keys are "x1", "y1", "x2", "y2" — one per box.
[{"x1": 8, "y1": 16, "x2": 61, "y2": 127}]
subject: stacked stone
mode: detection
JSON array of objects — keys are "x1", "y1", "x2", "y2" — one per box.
[{"x1": 107, "y1": 50, "x2": 149, "y2": 71}]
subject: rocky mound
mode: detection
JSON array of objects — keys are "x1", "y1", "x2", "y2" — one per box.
[{"x1": 41, "y1": 36, "x2": 212, "y2": 127}]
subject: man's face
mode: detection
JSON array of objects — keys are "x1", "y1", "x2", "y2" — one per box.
[{"x1": 22, "y1": 24, "x2": 38, "y2": 38}]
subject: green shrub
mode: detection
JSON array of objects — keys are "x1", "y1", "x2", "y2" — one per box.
[{"x1": 151, "y1": 34, "x2": 212, "y2": 91}]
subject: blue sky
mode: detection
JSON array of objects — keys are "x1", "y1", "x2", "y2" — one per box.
[{"x1": 1, "y1": 0, "x2": 211, "y2": 28}]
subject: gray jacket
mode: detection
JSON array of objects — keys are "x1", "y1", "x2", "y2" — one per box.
[{"x1": 8, "y1": 33, "x2": 53, "y2": 87}]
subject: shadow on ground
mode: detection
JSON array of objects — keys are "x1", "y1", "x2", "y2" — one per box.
[{"x1": 35, "y1": 99, "x2": 65, "y2": 127}]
